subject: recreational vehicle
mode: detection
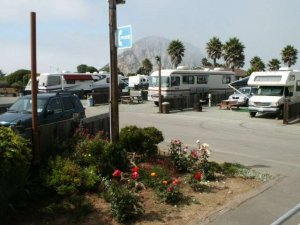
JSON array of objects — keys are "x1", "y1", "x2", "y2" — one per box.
[
  {"x1": 128, "y1": 74, "x2": 149, "y2": 89},
  {"x1": 247, "y1": 68, "x2": 300, "y2": 118},
  {"x1": 147, "y1": 68, "x2": 236, "y2": 105},
  {"x1": 38, "y1": 72, "x2": 106, "y2": 93}
]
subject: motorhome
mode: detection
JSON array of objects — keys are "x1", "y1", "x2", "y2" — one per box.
[
  {"x1": 247, "y1": 68, "x2": 300, "y2": 118},
  {"x1": 147, "y1": 67, "x2": 236, "y2": 105},
  {"x1": 38, "y1": 72, "x2": 106, "y2": 93},
  {"x1": 128, "y1": 74, "x2": 149, "y2": 89}
]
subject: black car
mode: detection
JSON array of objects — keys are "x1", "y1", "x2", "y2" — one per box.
[{"x1": 0, "y1": 93, "x2": 85, "y2": 128}]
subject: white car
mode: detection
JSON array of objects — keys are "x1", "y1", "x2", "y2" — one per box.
[{"x1": 228, "y1": 86, "x2": 258, "y2": 106}]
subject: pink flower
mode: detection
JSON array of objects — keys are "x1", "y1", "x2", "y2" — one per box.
[
  {"x1": 191, "y1": 149, "x2": 199, "y2": 159},
  {"x1": 194, "y1": 171, "x2": 202, "y2": 181},
  {"x1": 112, "y1": 169, "x2": 122, "y2": 177},
  {"x1": 131, "y1": 172, "x2": 139, "y2": 180},
  {"x1": 131, "y1": 167, "x2": 139, "y2": 173},
  {"x1": 167, "y1": 185, "x2": 174, "y2": 192}
]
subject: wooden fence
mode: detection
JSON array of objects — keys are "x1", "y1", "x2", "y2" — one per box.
[
  {"x1": 16, "y1": 113, "x2": 110, "y2": 164},
  {"x1": 283, "y1": 99, "x2": 300, "y2": 124}
]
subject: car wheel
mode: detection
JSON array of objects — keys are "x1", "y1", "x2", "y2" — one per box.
[
  {"x1": 250, "y1": 112, "x2": 256, "y2": 118},
  {"x1": 276, "y1": 107, "x2": 283, "y2": 120}
]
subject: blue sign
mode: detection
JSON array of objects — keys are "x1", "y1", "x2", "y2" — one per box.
[{"x1": 116, "y1": 25, "x2": 132, "y2": 49}]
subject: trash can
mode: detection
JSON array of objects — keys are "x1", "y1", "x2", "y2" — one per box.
[
  {"x1": 162, "y1": 102, "x2": 170, "y2": 114},
  {"x1": 193, "y1": 102, "x2": 202, "y2": 112},
  {"x1": 87, "y1": 97, "x2": 94, "y2": 107}
]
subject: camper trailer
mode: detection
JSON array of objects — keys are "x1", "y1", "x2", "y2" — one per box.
[
  {"x1": 247, "y1": 68, "x2": 300, "y2": 118},
  {"x1": 148, "y1": 68, "x2": 236, "y2": 105}
]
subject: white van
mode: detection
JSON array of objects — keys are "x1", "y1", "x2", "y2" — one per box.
[{"x1": 247, "y1": 68, "x2": 300, "y2": 118}]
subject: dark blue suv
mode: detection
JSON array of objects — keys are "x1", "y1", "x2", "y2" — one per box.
[{"x1": 0, "y1": 93, "x2": 85, "y2": 128}]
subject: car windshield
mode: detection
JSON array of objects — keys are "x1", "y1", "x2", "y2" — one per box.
[
  {"x1": 257, "y1": 86, "x2": 284, "y2": 96},
  {"x1": 8, "y1": 98, "x2": 47, "y2": 113},
  {"x1": 149, "y1": 76, "x2": 170, "y2": 87}
]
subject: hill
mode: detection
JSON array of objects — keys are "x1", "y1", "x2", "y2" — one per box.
[{"x1": 116, "y1": 36, "x2": 205, "y2": 74}]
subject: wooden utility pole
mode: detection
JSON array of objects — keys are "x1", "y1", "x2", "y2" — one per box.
[
  {"x1": 30, "y1": 12, "x2": 40, "y2": 165},
  {"x1": 156, "y1": 56, "x2": 162, "y2": 113},
  {"x1": 109, "y1": 0, "x2": 120, "y2": 143}
]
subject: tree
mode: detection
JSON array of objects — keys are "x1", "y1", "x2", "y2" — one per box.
[
  {"x1": 249, "y1": 56, "x2": 265, "y2": 72},
  {"x1": 5, "y1": 69, "x2": 31, "y2": 87},
  {"x1": 281, "y1": 45, "x2": 298, "y2": 67},
  {"x1": 201, "y1": 58, "x2": 212, "y2": 67},
  {"x1": 0, "y1": 69, "x2": 4, "y2": 77},
  {"x1": 137, "y1": 58, "x2": 153, "y2": 75},
  {"x1": 77, "y1": 64, "x2": 98, "y2": 73},
  {"x1": 206, "y1": 37, "x2": 223, "y2": 66},
  {"x1": 167, "y1": 40, "x2": 185, "y2": 68},
  {"x1": 77, "y1": 64, "x2": 88, "y2": 73},
  {"x1": 222, "y1": 37, "x2": 245, "y2": 71},
  {"x1": 268, "y1": 58, "x2": 281, "y2": 71}
]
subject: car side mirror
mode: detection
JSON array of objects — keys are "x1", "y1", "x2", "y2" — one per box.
[{"x1": 47, "y1": 109, "x2": 54, "y2": 115}]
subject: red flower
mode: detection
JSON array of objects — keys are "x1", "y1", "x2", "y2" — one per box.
[
  {"x1": 112, "y1": 169, "x2": 122, "y2": 177},
  {"x1": 172, "y1": 178, "x2": 180, "y2": 185},
  {"x1": 131, "y1": 166, "x2": 139, "y2": 173},
  {"x1": 194, "y1": 171, "x2": 202, "y2": 181},
  {"x1": 167, "y1": 185, "x2": 174, "y2": 192},
  {"x1": 131, "y1": 171, "x2": 139, "y2": 180}
]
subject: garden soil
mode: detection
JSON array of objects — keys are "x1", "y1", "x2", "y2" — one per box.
[{"x1": 13, "y1": 177, "x2": 267, "y2": 225}]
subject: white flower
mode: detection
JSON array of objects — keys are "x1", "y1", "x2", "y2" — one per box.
[{"x1": 196, "y1": 140, "x2": 201, "y2": 144}]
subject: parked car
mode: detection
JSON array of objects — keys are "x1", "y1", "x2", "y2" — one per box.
[
  {"x1": 0, "y1": 93, "x2": 85, "y2": 128},
  {"x1": 228, "y1": 86, "x2": 258, "y2": 106}
]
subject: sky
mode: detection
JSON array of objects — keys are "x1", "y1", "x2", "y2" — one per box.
[{"x1": 1, "y1": 0, "x2": 300, "y2": 74}]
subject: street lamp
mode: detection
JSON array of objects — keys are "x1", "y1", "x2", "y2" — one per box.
[{"x1": 155, "y1": 56, "x2": 162, "y2": 113}]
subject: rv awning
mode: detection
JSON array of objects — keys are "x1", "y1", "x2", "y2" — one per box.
[
  {"x1": 229, "y1": 76, "x2": 249, "y2": 87},
  {"x1": 63, "y1": 74, "x2": 94, "y2": 81}
]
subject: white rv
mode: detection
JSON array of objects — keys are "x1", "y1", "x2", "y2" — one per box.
[
  {"x1": 128, "y1": 74, "x2": 149, "y2": 89},
  {"x1": 148, "y1": 68, "x2": 236, "y2": 105},
  {"x1": 247, "y1": 68, "x2": 300, "y2": 118},
  {"x1": 38, "y1": 72, "x2": 106, "y2": 93}
]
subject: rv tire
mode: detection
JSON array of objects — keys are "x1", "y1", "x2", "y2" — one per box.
[{"x1": 249, "y1": 112, "x2": 256, "y2": 118}]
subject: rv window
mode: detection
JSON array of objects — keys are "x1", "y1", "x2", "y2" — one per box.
[
  {"x1": 182, "y1": 75, "x2": 194, "y2": 84},
  {"x1": 257, "y1": 86, "x2": 284, "y2": 96},
  {"x1": 48, "y1": 76, "x2": 61, "y2": 86},
  {"x1": 197, "y1": 75, "x2": 207, "y2": 84},
  {"x1": 149, "y1": 76, "x2": 170, "y2": 87},
  {"x1": 66, "y1": 80, "x2": 75, "y2": 84},
  {"x1": 171, "y1": 76, "x2": 180, "y2": 86},
  {"x1": 296, "y1": 80, "x2": 300, "y2": 92},
  {"x1": 222, "y1": 75, "x2": 231, "y2": 84}
]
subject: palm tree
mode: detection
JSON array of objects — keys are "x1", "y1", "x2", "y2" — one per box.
[
  {"x1": 281, "y1": 45, "x2": 298, "y2": 67},
  {"x1": 167, "y1": 40, "x2": 185, "y2": 68},
  {"x1": 206, "y1": 37, "x2": 223, "y2": 66},
  {"x1": 201, "y1": 58, "x2": 212, "y2": 67},
  {"x1": 222, "y1": 37, "x2": 245, "y2": 71},
  {"x1": 142, "y1": 58, "x2": 153, "y2": 75},
  {"x1": 268, "y1": 58, "x2": 281, "y2": 71},
  {"x1": 249, "y1": 56, "x2": 265, "y2": 71}
]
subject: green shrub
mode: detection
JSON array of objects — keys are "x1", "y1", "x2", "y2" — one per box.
[
  {"x1": 46, "y1": 156, "x2": 99, "y2": 196},
  {"x1": 104, "y1": 181, "x2": 144, "y2": 222},
  {"x1": 0, "y1": 127, "x2": 32, "y2": 217},
  {"x1": 119, "y1": 126, "x2": 164, "y2": 158},
  {"x1": 197, "y1": 161, "x2": 221, "y2": 181},
  {"x1": 99, "y1": 143, "x2": 128, "y2": 177}
]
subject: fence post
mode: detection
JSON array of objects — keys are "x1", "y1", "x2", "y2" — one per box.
[{"x1": 283, "y1": 98, "x2": 289, "y2": 125}]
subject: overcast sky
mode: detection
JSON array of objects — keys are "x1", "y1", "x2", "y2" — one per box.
[{"x1": 1, "y1": 0, "x2": 299, "y2": 74}]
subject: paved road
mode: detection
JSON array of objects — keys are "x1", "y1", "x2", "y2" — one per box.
[{"x1": 98, "y1": 102, "x2": 300, "y2": 225}]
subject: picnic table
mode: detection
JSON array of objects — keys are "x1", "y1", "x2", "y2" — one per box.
[
  {"x1": 219, "y1": 100, "x2": 239, "y2": 110},
  {"x1": 121, "y1": 90, "x2": 143, "y2": 104}
]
